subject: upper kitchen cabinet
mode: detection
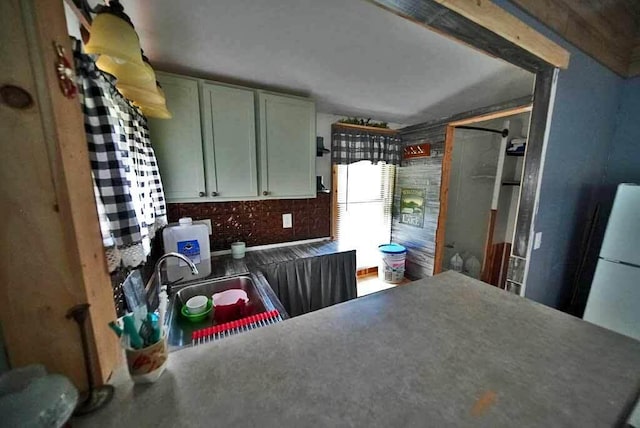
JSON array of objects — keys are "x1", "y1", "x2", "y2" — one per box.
[
  {"x1": 201, "y1": 82, "x2": 258, "y2": 199},
  {"x1": 149, "y1": 72, "x2": 316, "y2": 202},
  {"x1": 149, "y1": 73, "x2": 206, "y2": 200},
  {"x1": 258, "y1": 93, "x2": 316, "y2": 198}
]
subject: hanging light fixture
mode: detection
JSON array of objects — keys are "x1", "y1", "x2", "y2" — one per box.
[
  {"x1": 80, "y1": 0, "x2": 172, "y2": 119},
  {"x1": 84, "y1": 1, "x2": 144, "y2": 67},
  {"x1": 131, "y1": 84, "x2": 172, "y2": 119},
  {"x1": 96, "y1": 54, "x2": 155, "y2": 87},
  {"x1": 139, "y1": 103, "x2": 172, "y2": 120}
]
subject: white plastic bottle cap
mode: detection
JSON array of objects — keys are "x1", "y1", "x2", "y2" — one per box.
[{"x1": 178, "y1": 217, "x2": 193, "y2": 226}]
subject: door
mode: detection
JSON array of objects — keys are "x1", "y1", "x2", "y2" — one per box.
[
  {"x1": 149, "y1": 73, "x2": 206, "y2": 201},
  {"x1": 201, "y1": 83, "x2": 258, "y2": 198},
  {"x1": 258, "y1": 93, "x2": 315, "y2": 198}
]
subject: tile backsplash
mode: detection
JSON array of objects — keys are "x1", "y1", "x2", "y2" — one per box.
[{"x1": 167, "y1": 193, "x2": 331, "y2": 251}]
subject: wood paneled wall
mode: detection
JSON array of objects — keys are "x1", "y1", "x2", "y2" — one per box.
[
  {"x1": 392, "y1": 135, "x2": 446, "y2": 279},
  {"x1": 631, "y1": 39, "x2": 640, "y2": 76},
  {"x1": 511, "y1": 0, "x2": 640, "y2": 77}
]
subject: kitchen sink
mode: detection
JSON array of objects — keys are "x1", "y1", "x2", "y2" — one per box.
[{"x1": 166, "y1": 275, "x2": 273, "y2": 350}]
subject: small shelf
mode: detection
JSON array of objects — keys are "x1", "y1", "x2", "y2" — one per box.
[{"x1": 501, "y1": 180, "x2": 521, "y2": 186}]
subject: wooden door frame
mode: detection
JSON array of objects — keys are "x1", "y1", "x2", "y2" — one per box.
[
  {"x1": 433, "y1": 104, "x2": 533, "y2": 275},
  {"x1": 1, "y1": 0, "x2": 118, "y2": 387}
]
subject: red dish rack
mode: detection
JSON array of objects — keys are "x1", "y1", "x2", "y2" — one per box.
[{"x1": 191, "y1": 310, "x2": 282, "y2": 345}]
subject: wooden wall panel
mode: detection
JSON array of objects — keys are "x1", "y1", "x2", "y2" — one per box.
[
  {"x1": 630, "y1": 40, "x2": 640, "y2": 77},
  {"x1": 511, "y1": 0, "x2": 640, "y2": 77},
  {"x1": 0, "y1": 0, "x2": 118, "y2": 388},
  {"x1": 512, "y1": 69, "x2": 555, "y2": 257},
  {"x1": 391, "y1": 145, "x2": 445, "y2": 279}
]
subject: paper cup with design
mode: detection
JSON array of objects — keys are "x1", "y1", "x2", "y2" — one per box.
[{"x1": 124, "y1": 331, "x2": 168, "y2": 384}]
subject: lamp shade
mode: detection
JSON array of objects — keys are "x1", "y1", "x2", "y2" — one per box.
[
  {"x1": 121, "y1": 84, "x2": 172, "y2": 119},
  {"x1": 96, "y1": 55, "x2": 155, "y2": 87},
  {"x1": 85, "y1": 12, "x2": 144, "y2": 66},
  {"x1": 139, "y1": 104, "x2": 172, "y2": 119},
  {"x1": 117, "y1": 81, "x2": 164, "y2": 106}
]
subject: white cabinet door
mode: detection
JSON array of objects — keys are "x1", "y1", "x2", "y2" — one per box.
[
  {"x1": 258, "y1": 93, "x2": 315, "y2": 198},
  {"x1": 201, "y1": 83, "x2": 258, "y2": 198},
  {"x1": 149, "y1": 73, "x2": 206, "y2": 201}
]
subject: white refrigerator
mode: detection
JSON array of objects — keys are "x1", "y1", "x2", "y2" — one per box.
[{"x1": 583, "y1": 183, "x2": 640, "y2": 426}]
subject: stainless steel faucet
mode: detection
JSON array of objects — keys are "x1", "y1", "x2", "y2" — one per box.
[{"x1": 155, "y1": 252, "x2": 199, "y2": 296}]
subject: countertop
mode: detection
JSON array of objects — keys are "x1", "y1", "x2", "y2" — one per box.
[{"x1": 77, "y1": 271, "x2": 640, "y2": 427}]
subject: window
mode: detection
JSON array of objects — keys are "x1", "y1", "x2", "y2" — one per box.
[{"x1": 335, "y1": 161, "x2": 395, "y2": 269}]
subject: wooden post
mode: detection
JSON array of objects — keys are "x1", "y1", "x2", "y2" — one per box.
[
  {"x1": 433, "y1": 125, "x2": 455, "y2": 274},
  {"x1": 0, "y1": 0, "x2": 118, "y2": 388}
]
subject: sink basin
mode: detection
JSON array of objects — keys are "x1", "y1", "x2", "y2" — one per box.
[{"x1": 166, "y1": 275, "x2": 272, "y2": 350}]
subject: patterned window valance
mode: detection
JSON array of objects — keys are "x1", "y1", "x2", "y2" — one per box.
[{"x1": 331, "y1": 124, "x2": 402, "y2": 165}]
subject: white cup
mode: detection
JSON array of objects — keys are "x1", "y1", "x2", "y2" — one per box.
[{"x1": 231, "y1": 241, "x2": 246, "y2": 259}]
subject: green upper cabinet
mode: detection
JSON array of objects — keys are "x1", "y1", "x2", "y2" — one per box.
[
  {"x1": 201, "y1": 82, "x2": 258, "y2": 198},
  {"x1": 148, "y1": 72, "x2": 316, "y2": 202},
  {"x1": 258, "y1": 93, "x2": 316, "y2": 198},
  {"x1": 149, "y1": 73, "x2": 206, "y2": 200}
]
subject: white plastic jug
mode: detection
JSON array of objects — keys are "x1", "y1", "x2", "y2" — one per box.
[
  {"x1": 465, "y1": 256, "x2": 481, "y2": 279},
  {"x1": 450, "y1": 253, "x2": 463, "y2": 272},
  {"x1": 162, "y1": 217, "x2": 210, "y2": 266}
]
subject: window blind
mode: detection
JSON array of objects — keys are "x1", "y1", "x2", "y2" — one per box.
[{"x1": 335, "y1": 161, "x2": 396, "y2": 269}]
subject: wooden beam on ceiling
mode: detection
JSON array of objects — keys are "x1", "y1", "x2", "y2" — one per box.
[
  {"x1": 511, "y1": 0, "x2": 640, "y2": 77},
  {"x1": 369, "y1": 0, "x2": 569, "y2": 71},
  {"x1": 432, "y1": 0, "x2": 570, "y2": 69}
]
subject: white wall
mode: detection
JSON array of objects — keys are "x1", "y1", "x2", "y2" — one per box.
[
  {"x1": 63, "y1": 2, "x2": 82, "y2": 39},
  {"x1": 315, "y1": 113, "x2": 338, "y2": 190}
]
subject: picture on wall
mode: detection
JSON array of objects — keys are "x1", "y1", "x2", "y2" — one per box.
[{"x1": 399, "y1": 188, "x2": 425, "y2": 228}]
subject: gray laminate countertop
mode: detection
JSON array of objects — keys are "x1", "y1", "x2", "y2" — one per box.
[{"x1": 76, "y1": 271, "x2": 640, "y2": 427}]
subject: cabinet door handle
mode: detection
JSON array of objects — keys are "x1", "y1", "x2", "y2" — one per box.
[
  {"x1": 263, "y1": 191, "x2": 269, "y2": 196},
  {"x1": 211, "y1": 191, "x2": 218, "y2": 197},
  {"x1": 198, "y1": 191, "x2": 206, "y2": 197}
]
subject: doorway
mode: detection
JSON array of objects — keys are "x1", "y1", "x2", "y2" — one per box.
[{"x1": 436, "y1": 106, "x2": 532, "y2": 287}]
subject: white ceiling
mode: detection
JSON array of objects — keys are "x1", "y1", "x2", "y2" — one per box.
[{"x1": 119, "y1": 0, "x2": 534, "y2": 125}]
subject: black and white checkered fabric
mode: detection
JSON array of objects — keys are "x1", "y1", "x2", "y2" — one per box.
[
  {"x1": 73, "y1": 39, "x2": 166, "y2": 269},
  {"x1": 331, "y1": 130, "x2": 402, "y2": 165}
]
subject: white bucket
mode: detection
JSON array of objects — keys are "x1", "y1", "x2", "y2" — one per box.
[{"x1": 378, "y1": 244, "x2": 407, "y2": 284}]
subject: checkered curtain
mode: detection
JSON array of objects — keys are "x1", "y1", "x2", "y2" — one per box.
[
  {"x1": 331, "y1": 128, "x2": 402, "y2": 165},
  {"x1": 73, "y1": 39, "x2": 167, "y2": 271}
]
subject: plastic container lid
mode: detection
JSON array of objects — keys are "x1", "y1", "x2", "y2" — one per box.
[
  {"x1": 178, "y1": 217, "x2": 193, "y2": 226},
  {"x1": 212, "y1": 289, "x2": 249, "y2": 307},
  {"x1": 378, "y1": 243, "x2": 407, "y2": 254}
]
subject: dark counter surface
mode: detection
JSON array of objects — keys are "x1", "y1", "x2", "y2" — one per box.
[{"x1": 77, "y1": 271, "x2": 640, "y2": 427}]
